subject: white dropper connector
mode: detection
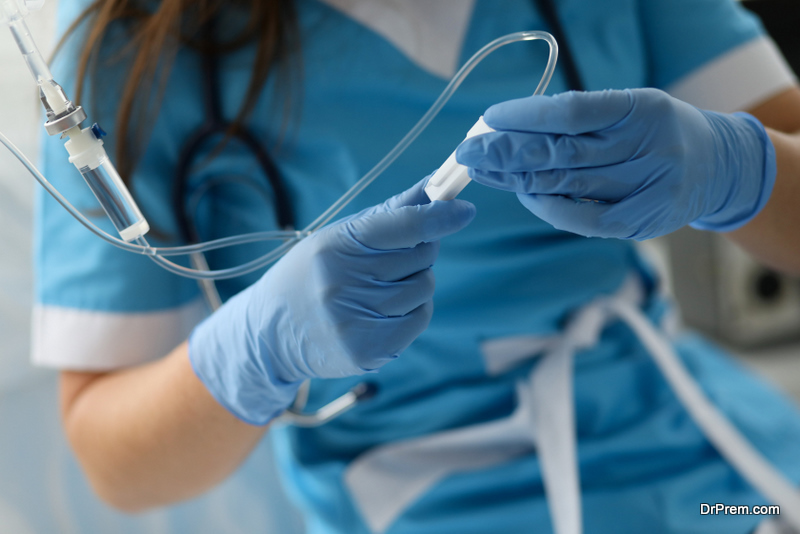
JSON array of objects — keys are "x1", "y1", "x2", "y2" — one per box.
[
  {"x1": 424, "y1": 117, "x2": 495, "y2": 201},
  {"x1": 39, "y1": 77, "x2": 69, "y2": 115}
]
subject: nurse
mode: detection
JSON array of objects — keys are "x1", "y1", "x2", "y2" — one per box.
[{"x1": 34, "y1": 0, "x2": 800, "y2": 533}]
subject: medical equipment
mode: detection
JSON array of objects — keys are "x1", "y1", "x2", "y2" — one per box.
[
  {"x1": 667, "y1": 227, "x2": 800, "y2": 347},
  {"x1": 424, "y1": 117, "x2": 494, "y2": 201},
  {"x1": 281, "y1": 381, "x2": 378, "y2": 427},
  {"x1": 1, "y1": 0, "x2": 46, "y2": 79},
  {"x1": 423, "y1": 0, "x2": 585, "y2": 202},
  {"x1": 0, "y1": 3, "x2": 558, "y2": 279},
  {"x1": 2, "y1": 0, "x2": 150, "y2": 243}
]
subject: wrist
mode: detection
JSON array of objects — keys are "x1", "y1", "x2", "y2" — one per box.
[
  {"x1": 691, "y1": 111, "x2": 777, "y2": 232},
  {"x1": 188, "y1": 287, "x2": 303, "y2": 426}
]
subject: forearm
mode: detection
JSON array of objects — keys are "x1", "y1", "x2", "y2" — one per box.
[
  {"x1": 728, "y1": 127, "x2": 800, "y2": 275},
  {"x1": 60, "y1": 341, "x2": 268, "y2": 512}
]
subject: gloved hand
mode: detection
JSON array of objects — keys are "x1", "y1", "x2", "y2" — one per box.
[
  {"x1": 189, "y1": 179, "x2": 476, "y2": 425},
  {"x1": 456, "y1": 88, "x2": 776, "y2": 240}
]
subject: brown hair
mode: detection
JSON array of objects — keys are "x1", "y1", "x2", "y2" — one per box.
[{"x1": 57, "y1": 0, "x2": 300, "y2": 186}]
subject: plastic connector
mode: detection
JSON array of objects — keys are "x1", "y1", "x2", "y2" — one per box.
[
  {"x1": 91, "y1": 123, "x2": 107, "y2": 139},
  {"x1": 424, "y1": 117, "x2": 495, "y2": 201}
]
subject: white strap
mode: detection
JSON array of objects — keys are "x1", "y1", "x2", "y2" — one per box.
[
  {"x1": 530, "y1": 297, "x2": 614, "y2": 534},
  {"x1": 529, "y1": 277, "x2": 643, "y2": 534},
  {"x1": 344, "y1": 381, "x2": 537, "y2": 534},
  {"x1": 531, "y1": 345, "x2": 581, "y2": 534},
  {"x1": 480, "y1": 335, "x2": 557, "y2": 376},
  {"x1": 607, "y1": 299, "x2": 800, "y2": 530}
]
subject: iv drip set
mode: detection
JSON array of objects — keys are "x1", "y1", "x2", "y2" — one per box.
[{"x1": 0, "y1": 0, "x2": 558, "y2": 281}]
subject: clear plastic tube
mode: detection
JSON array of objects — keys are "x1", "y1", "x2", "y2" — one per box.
[
  {"x1": 2, "y1": 30, "x2": 558, "y2": 280},
  {"x1": 7, "y1": 16, "x2": 53, "y2": 83},
  {"x1": 304, "y1": 30, "x2": 558, "y2": 233},
  {"x1": 78, "y1": 157, "x2": 150, "y2": 241},
  {"x1": 4, "y1": 7, "x2": 71, "y2": 116},
  {"x1": 0, "y1": 131, "x2": 303, "y2": 255}
]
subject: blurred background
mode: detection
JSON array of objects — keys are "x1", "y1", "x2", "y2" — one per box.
[{"x1": 0, "y1": 0, "x2": 799, "y2": 532}]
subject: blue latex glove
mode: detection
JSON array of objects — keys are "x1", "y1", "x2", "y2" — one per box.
[
  {"x1": 189, "y1": 180, "x2": 476, "y2": 425},
  {"x1": 456, "y1": 88, "x2": 776, "y2": 240}
]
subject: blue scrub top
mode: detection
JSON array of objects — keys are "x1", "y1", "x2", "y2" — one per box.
[{"x1": 36, "y1": 0, "x2": 800, "y2": 532}]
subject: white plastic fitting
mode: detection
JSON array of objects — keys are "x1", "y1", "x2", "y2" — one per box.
[
  {"x1": 424, "y1": 116, "x2": 495, "y2": 201},
  {"x1": 39, "y1": 78, "x2": 69, "y2": 115},
  {"x1": 64, "y1": 126, "x2": 105, "y2": 170}
]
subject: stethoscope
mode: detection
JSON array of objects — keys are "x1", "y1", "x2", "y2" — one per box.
[
  {"x1": 171, "y1": 0, "x2": 579, "y2": 427},
  {"x1": 173, "y1": 23, "x2": 376, "y2": 427}
]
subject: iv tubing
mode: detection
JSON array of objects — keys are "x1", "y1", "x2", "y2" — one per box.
[
  {"x1": 2, "y1": 30, "x2": 558, "y2": 280},
  {"x1": 0, "y1": 130, "x2": 305, "y2": 256},
  {"x1": 8, "y1": 16, "x2": 54, "y2": 84},
  {"x1": 303, "y1": 30, "x2": 558, "y2": 234}
]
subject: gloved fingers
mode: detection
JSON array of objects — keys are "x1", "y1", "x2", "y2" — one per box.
[
  {"x1": 517, "y1": 193, "x2": 633, "y2": 239},
  {"x1": 346, "y1": 199, "x2": 476, "y2": 251},
  {"x1": 342, "y1": 177, "x2": 432, "y2": 225},
  {"x1": 376, "y1": 301, "x2": 434, "y2": 363},
  {"x1": 348, "y1": 301, "x2": 434, "y2": 372},
  {"x1": 389, "y1": 300, "x2": 434, "y2": 353},
  {"x1": 481, "y1": 90, "x2": 635, "y2": 135},
  {"x1": 469, "y1": 164, "x2": 637, "y2": 201},
  {"x1": 456, "y1": 129, "x2": 636, "y2": 173},
  {"x1": 367, "y1": 269, "x2": 435, "y2": 318},
  {"x1": 381, "y1": 176, "x2": 432, "y2": 210},
  {"x1": 366, "y1": 242, "x2": 439, "y2": 282},
  {"x1": 466, "y1": 168, "x2": 532, "y2": 193}
]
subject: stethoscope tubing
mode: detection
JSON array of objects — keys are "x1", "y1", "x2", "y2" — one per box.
[{"x1": 176, "y1": 32, "x2": 373, "y2": 427}]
